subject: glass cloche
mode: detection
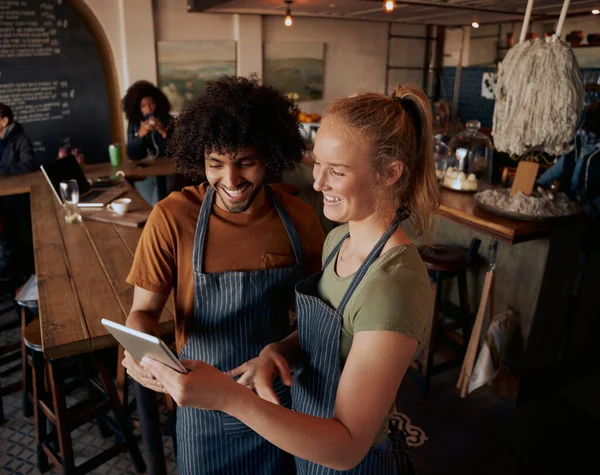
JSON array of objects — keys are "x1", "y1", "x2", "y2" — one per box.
[
  {"x1": 433, "y1": 134, "x2": 449, "y2": 183},
  {"x1": 442, "y1": 120, "x2": 493, "y2": 192}
]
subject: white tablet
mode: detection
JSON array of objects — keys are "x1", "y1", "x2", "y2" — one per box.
[{"x1": 101, "y1": 318, "x2": 188, "y2": 374}]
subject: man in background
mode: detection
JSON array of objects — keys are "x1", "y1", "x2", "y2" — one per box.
[
  {"x1": 0, "y1": 103, "x2": 35, "y2": 176},
  {"x1": 0, "y1": 103, "x2": 35, "y2": 290}
]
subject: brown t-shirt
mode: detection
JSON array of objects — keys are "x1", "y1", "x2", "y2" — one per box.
[{"x1": 127, "y1": 183, "x2": 325, "y2": 352}]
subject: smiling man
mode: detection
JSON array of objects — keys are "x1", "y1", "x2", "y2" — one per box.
[{"x1": 123, "y1": 76, "x2": 325, "y2": 475}]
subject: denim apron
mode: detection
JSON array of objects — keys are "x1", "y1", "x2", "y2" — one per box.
[
  {"x1": 177, "y1": 185, "x2": 300, "y2": 475},
  {"x1": 292, "y1": 209, "x2": 414, "y2": 474}
]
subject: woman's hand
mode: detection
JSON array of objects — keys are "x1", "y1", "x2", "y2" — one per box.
[
  {"x1": 137, "y1": 121, "x2": 152, "y2": 138},
  {"x1": 225, "y1": 343, "x2": 293, "y2": 405},
  {"x1": 142, "y1": 357, "x2": 247, "y2": 411},
  {"x1": 153, "y1": 118, "x2": 168, "y2": 139},
  {"x1": 121, "y1": 350, "x2": 165, "y2": 392}
]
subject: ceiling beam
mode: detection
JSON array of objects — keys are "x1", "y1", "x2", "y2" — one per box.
[{"x1": 357, "y1": 0, "x2": 552, "y2": 18}]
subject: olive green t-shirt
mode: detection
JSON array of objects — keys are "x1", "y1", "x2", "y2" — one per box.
[{"x1": 317, "y1": 224, "x2": 432, "y2": 445}]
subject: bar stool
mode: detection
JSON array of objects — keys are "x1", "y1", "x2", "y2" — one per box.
[
  {"x1": 23, "y1": 319, "x2": 146, "y2": 474},
  {"x1": 417, "y1": 238, "x2": 481, "y2": 399},
  {"x1": 0, "y1": 279, "x2": 36, "y2": 423}
]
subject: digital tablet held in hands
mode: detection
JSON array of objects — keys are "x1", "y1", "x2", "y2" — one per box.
[{"x1": 101, "y1": 319, "x2": 188, "y2": 374}]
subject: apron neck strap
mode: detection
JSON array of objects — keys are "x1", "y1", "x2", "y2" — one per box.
[
  {"x1": 337, "y1": 207, "x2": 410, "y2": 315},
  {"x1": 265, "y1": 186, "x2": 304, "y2": 264}
]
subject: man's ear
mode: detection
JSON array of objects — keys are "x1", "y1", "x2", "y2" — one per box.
[{"x1": 382, "y1": 161, "x2": 403, "y2": 187}]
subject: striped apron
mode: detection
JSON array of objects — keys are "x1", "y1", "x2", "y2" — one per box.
[
  {"x1": 291, "y1": 209, "x2": 414, "y2": 475},
  {"x1": 177, "y1": 185, "x2": 300, "y2": 475}
]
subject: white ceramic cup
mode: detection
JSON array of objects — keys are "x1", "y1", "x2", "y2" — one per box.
[{"x1": 107, "y1": 197, "x2": 132, "y2": 216}]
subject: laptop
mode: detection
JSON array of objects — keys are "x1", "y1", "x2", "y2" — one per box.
[{"x1": 41, "y1": 155, "x2": 127, "y2": 208}]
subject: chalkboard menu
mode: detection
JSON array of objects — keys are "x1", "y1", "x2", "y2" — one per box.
[{"x1": 0, "y1": 0, "x2": 112, "y2": 165}]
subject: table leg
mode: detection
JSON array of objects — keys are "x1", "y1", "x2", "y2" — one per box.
[{"x1": 135, "y1": 381, "x2": 167, "y2": 475}]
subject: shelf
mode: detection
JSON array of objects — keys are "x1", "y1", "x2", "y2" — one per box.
[{"x1": 499, "y1": 43, "x2": 600, "y2": 50}]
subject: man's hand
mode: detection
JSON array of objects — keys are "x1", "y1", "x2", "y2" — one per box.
[
  {"x1": 225, "y1": 343, "x2": 293, "y2": 405},
  {"x1": 58, "y1": 147, "x2": 85, "y2": 165},
  {"x1": 122, "y1": 350, "x2": 165, "y2": 392}
]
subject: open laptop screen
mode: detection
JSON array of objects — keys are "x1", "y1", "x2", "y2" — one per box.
[{"x1": 41, "y1": 156, "x2": 92, "y2": 200}]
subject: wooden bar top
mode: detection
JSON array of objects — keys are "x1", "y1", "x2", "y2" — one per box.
[
  {"x1": 31, "y1": 182, "x2": 175, "y2": 358},
  {"x1": 0, "y1": 157, "x2": 177, "y2": 359},
  {"x1": 437, "y1": 188, "x2": 550, "y2": 244}
]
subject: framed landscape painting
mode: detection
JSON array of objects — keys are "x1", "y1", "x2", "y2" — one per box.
[
  {"x1": 157, "y1": 41, "x2": 236, "y2": 113},
  {"x1": 263, "y1": 42, "x2": 324, "y2": 101}
]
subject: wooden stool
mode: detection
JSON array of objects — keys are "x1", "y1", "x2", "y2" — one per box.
[
  {"x1": 0, "y1": 285, "x2": 36, "y2": 423},
  {"x1": 418, "y1": 238, "x2": 481, "y2": 399},
  {"x1": 23, "y1": 319, "x2": 146, "y2": 474},
  {"x1": 0, "y1": 294, "x2": 20, "y2": 424}
]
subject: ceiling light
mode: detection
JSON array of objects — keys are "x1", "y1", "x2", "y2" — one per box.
[
  {"x1": 284, "y1": 1, "x2": 293, "y2": 27},
  {"x1": 592, "y1": 9, "x2": 599, "y2": 14},
  {"x1": 472, "y1": 22, "x2": 480, "y2": 28},
  {"x1": 384, "y1": 0, "x2": 396, "y2": 13}
]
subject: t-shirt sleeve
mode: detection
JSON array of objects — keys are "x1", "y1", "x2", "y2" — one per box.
[
  {"x1": 348, "y1": 266, "x2": 432, "y2": 345},
  {"x1": 126, "y1": 203, "x2": 176, "y2": 295}
]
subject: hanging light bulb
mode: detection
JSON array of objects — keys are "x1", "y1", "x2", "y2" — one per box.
[
  {"x1": 284, "y1": 1, "x2": 294, "y2": 27},
  {"x1": 592, "y1": 9, "x2": 599, "y2": 14},
  {"x1": 472, "y1": 21, "x2": 480, "y2": 28},
  {"x1": 384, "y1": 0, "x2": 396, "y2": 12}
]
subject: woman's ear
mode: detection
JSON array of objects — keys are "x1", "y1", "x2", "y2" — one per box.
[{"x1": 382, "y1": 161, "x2": 403, "y2": 187}]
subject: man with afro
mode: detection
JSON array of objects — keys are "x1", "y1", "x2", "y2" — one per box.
[{"x1": 123, "y1": 76, "x2": 325, "y2": 474}]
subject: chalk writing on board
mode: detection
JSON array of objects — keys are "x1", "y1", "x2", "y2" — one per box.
[
  {"x1": 0, "y1": 81, "x2": 72, "y2": 124},
  {"x1": 0, "y1": 0, "x2": 63, "y2": 59}
]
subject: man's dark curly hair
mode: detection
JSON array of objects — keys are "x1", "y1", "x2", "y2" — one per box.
[
  {"x1": 168, "y1": 76, "x2": 305, "y2": 177},
  {"x1": 122, "y1": 80, "x2": 171, "y2": 125}
]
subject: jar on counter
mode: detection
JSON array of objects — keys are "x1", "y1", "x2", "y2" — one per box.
[
  {"x1": 442, "y1": 120, "x2": 493, "y2": 192},
  {"x1": 433, "y1": 134, "x2": 449, "y2": 183}
]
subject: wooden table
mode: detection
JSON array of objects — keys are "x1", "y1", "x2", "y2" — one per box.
[
  {"x1": 0, "y1": 157, "x2": 177, "y2": 357},
  {"x1": 1, "y1": 158, "x2": 176, "y2": 474}
]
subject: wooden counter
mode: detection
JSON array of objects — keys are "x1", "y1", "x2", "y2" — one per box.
[
  {"x1": 0, "y1": 157, "x2": 177, "y2": 358},
  {"x1": 437, "y1": 188, "x2": 550, "y2": 244}
]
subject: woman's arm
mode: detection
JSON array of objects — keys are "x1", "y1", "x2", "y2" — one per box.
[
  {"x1": 126, "y1": 123, "x2": 147, "y2": 161},
  {"x1": 145, "y1": 329, "x2": 418, "y2": 471}
]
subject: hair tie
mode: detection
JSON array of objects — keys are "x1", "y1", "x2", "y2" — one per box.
[{"x1": 391, "y1": 93, "x2": 422, "y2": 140}]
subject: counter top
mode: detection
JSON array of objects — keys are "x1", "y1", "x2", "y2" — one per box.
[{"x1": 437, "y1": 188, "x2": 552, "y2": 244}]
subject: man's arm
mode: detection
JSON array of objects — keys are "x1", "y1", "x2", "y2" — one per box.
[
  {"x1": 9, "y1": 135, "x2": 36, "y2": 174},
  {"x1": 536, "y1": 155, "x2": 565, "y2": 187}
]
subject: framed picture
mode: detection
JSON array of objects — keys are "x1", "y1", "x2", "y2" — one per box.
[
  {"x1": 157, "y1": 41, "x2": 236, "y2": 113},
  {"x1": 263, "y1": 42, "x2": 324, "y2": 101}
]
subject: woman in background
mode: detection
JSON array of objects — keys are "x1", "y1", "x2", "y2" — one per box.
[
  {"x1": 122, "y1": 80, "x2": 173, "y2": 204},
  {"x1": 143, "y1": 83, "x2": 437, "y2": 473}
]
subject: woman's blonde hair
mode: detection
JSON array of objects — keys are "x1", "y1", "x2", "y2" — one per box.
[{"x1": 323, "y1": 84, "x2": 439, "y2": 235}]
